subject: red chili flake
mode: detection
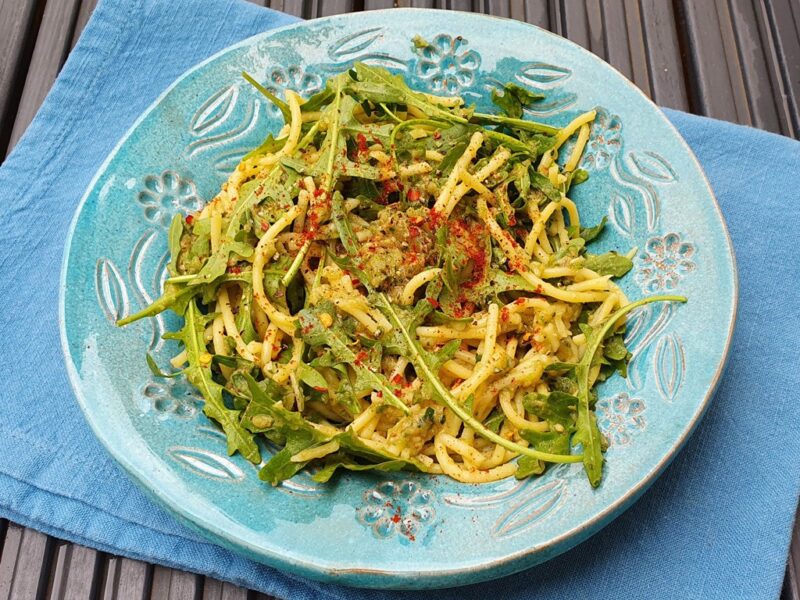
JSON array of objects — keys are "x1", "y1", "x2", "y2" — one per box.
[
  {"x1": 425, "y1": 297, "x2": 440, "y2": 309},
  {"x1": 508, "y1": 213, "x2": 517, "y2": 226},
  {"x1": 514, "y1": 297, "x2": 526, "y2": 305},
  {"x1": 185, "y1": 214, "x2": 194, "y2": 225},
  {"x1": 535, "y1": 285, "x2": 544, "y2": 294},
  {"x1": 407, "y1": 534, "x2": 416, "y2": 542},
  {"x1": 433, "y1": 131, "x2": 441, "y2": 140},
  {"x1": 255, "y1": 184, "x2": 265, "y2": 196},
  {"x1": 500, "y1": 307, "x2": 510, "y2": 323},
  {"x1": 391, "y1": 373, "x2": 404, "y2": 385},
  {"x1": 261, "y1": 222, "x2": 269, "y2": 231},
  {"x1": 376, "y1": 391, "x2": 383, "y2": 398},
  {"x1": 228, "y1": 265, "x2": 242, "y2": 275},
  {"x1": 312, "y1": 386, "x2": 328, "y2": 393},
  {"x1": 428, "y1": 208, "x2": 444, "y2": 229},
  {"x1": 356, "y1": 133, "x2": 369, "y2": 155},
  {"x1": 407, "y1": 188, "x2": 421, "y2": 202},
  {"x1": 354, "y1": 350, "x2": 369, "y2": 367},
  {"x1": 313, "y1": 187, "x2": 325, "y2": 198},
  {"x1": 391, "y1": 513, "x2": 401, "y2": 524},
  {"x1": 301, "y1": 324, "x2": 314, "y2": 334},
  {"x1": 298, "y1": 179, "x2": 305, "y2": 189},
  {"x1": 351, "y1": 277, "x2": 361, "y2": 287}
]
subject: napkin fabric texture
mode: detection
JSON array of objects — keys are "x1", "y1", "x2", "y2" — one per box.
[{"x1": 1, "y1": 0, "x2": 798, "y2": 598}]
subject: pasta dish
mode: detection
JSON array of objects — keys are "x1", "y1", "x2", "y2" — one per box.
[{"x1": 119, "y1": 62, "x2": 685, "y2": 486}]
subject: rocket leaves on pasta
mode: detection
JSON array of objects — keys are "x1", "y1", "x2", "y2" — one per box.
[{"x1": 117, "y1": 57, "x2": 687, "y2": 489}]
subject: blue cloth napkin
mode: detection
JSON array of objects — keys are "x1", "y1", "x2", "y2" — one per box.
[{"x1": 1, "y1": 0, "x2": 798, "y2": 598}]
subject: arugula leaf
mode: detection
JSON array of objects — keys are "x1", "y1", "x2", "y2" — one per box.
[
  {"x1": 116, "y1": 286, "x2": 197, "y2": 326},
  {"x1": 312, "y1": 456, "x2": 408, "y2": 483},
  {"x1": 351, "y1": 64, "x2": 467, "y2": 125},
  {"x1": 296, "y1": 306, "x2": 409, "y2": 414},
  {"x1": 181, "y1": 301, "x2": 260, "y2": 463},
  {"x1": 572, "y1": 295, "x2": 686, "y2": 486},
  {"x1": 584, "y1": 252, "x2": 634, "y2": 277},
  {"x1": 579, "y1": 216, "x2": 607, "y2": 243},
  {"x1": 515, "y1": 455, "x2": 545, "y2": 479},
  {"x1": 296, "y1": 362, "x2": 329, "y2": 391},
  {"x1": 491, "y1": 83, "x2": 545, "y2": 119},
  {"x1": 332, "y1": 190, "x2": 358, "y2": 255},
  {"x1": 260, "y1": 439, "x2": 316, "y2": 485},
  {"x1": 145, "y1": 354, "x2": 182, "y2": 378},
  {"x1": 167, "y1": 215, "x2": 184, "y2": 277},
  {"x1": 244, "y1": 133, "x2": 286, "y2": 161},
  {"x1": 234, "y1": 285, "x2": 258, "y2": 344},
  {"x1": 566, "y1": 168, "x2": 589, "y2": 191},
  {"x1": 484, "y1": 409, "x2": 505, "y2": 433},
  {"x1": 523, "y1": 391, "x2": 578, "y2": 430},
  {"x1": 530, "y1": 171, "x2": 563, "y2": 201},
  {"x1": 242, "y1": 71, "x2": 290, "y2": 121}
]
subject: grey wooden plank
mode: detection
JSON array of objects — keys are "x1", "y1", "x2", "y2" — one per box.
[
  {"x1": 760, "y1": 0, "x2": 800, "y2": 136},
  {"x1": 0, "y1": 525, "x2": 54, "y2": 600},
  {"x1": 725, "y1": 0, "x2": 789, "y2": 135},
  {"x1": 787, "y1": 505, "x2": 800, "y2": 600},
  {"x1": 558, "y1": 0, "x2": 591, "y2": 51},
  {"x1": 446, "y1": 0, "x2": 476, "y2": 11},
  {"x1": 45, "y1": 542, "x2": 102, "y2": 600},
  {"x1": 0, "y1": 0, "x2": 40, "y2": 153},
  {"x1": 396, "y1": 1, "x2": 437, "y2": 7},
  {"x1": 265, "y1": 0, "x2": 303, "y2": 17},
  {"x1": 639, "y1": 0, "x2": 690, "y2": 111},
  {"x1": 70, "y1": 0, "x2": 100, "y2": 49},
  {"x1": 309, "y1": 0, "x2": 357, "y2": 18},
  {"x1": 8, "y1": 0, "x2": 83, "y2": 153},
  {"x1": 202, "y1": 579, "x2": 248, "y2": 600},
  {"x1": 150, "y1": 565, "x2": 202, "y2": 600},
  {"x1": 98, "y1": 555, "x2": 151, "y2": 600},
  {"x1": 674, "y1": 0, "x2": 751, "y2": 124},
  {"x1": 364, "y1": 0, "x2": 395, "y2": 8},
  {"x1": 522, "y1": 0, "x2": 550, "y2": 29}
]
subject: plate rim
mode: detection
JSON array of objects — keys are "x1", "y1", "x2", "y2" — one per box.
[{"x1": 59, "y1": 8, "x2": 739, "y2": 587}]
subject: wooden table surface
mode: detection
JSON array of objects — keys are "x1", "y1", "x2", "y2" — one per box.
[{"x1": 0, "y1": 1, "x2": 798, "y2": 598}]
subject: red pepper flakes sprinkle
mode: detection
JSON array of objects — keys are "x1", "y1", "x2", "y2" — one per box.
[
  {"x1": 407, "y1": 188, "x2": 421, "y2": 202},
  {"x1": 376, "y1": 391, "x2": 383, "y2": 398},
  {"x1": 428, "y1": 208, "x2": 444, "y2": 229},
  {"x1": 391, "y1": 373, "x2": 404, "y2": 385},
  {"x1": 425, "y1": 297, "x2": 440, "y2": 309},
  {"x1": 514, "y1": 297, "x2": 526, "y2": 305},
  {"x1": 356, "y1": 133, "x2": 369, "y2": 155},
  {"x1": 185, "y1": 214, "x2": 194, "y2": 225},
  {"x1": 500, "y1": 307, "x2": 510, "y2": 322},
  {"x1": 313, "y1": 187, "x2": 325, "y2": 198},
  {"x1": 261, "y1": 222, "x2": 269, "y2": 231},
  {"x1": 354, "y1": 350, "x2": 369, "y2": 366},
  {"x1": 433, "y1": 131, "x2": 441, "y2": 140},
  {"x1": 228, "y1": 265, "x2": 242, "y2": 275},
  {"x1": 312, "y1": 386, "x2": 328, "y2": 393}
]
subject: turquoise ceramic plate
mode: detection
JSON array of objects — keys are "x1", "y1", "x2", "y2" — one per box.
[{"x1": 61, "y1": 10, "x2": 737, "y2": 590}]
